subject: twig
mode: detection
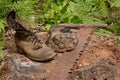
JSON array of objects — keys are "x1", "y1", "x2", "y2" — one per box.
[{"x1": 35, "y1": 0, "x2": 44, "y2": 14}]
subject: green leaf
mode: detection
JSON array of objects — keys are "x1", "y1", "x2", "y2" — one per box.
[
  {"x1": 60, "y1": 3, "x2": 69, "y2": 14},
  {"x1": 114, "y1": 0, "x2": 120, "y2": 7},
  {"x1": 44, "y1": 24, "x2": 51, "y2": 30},
  {"x1": 71, "y1": 16, "x2": 82, "y2": 23}
]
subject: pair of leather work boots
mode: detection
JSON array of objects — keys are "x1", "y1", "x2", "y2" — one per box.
[{"x1": 6, "y1": 11, "x2": 78, "y2": 61}]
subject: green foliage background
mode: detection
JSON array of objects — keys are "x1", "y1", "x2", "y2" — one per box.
[{"x1": 0, "y1": 0, "x2": 120, "y2": 57}]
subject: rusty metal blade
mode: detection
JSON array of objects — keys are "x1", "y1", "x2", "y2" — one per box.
[
  {"x1": 46, "y1": 27, "x2": 94, "y2": 80},
  {"x1": 52, "y1": 24, "x2": 108, "y2": 28}
]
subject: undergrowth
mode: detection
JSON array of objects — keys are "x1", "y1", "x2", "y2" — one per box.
[
  {"x1": 0, "y1": 40, "x2": 4, "y2": 58},
  {"x1": 95, "y1": 29, "x2": 114, "y2": 36}
]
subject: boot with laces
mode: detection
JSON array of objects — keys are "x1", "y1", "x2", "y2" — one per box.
[{"x1": 6, "y1": 11, "x2": 56, "y2": 61}]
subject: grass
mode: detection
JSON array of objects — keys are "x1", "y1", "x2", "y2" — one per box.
[
  {"x1": 95, "y1": 28, "x2": 114, "y2": 36},
  {"x1": 95, "y1": 28, "x2": 120, "y2": 44},
  {"x1": 0, "y1": 40, "x2": 4, "y2": 58}
]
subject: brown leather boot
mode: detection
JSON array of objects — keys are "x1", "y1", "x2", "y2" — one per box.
[
  {"x1": 6, "y1": 11, "x2": 56, "y2": 61},
  {"x1": 46, "y1": 26, "x2": 78, "y2": 53}
]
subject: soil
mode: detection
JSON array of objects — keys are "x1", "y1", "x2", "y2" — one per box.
[
  {"x1": 1, "y1": 27, "x2": 120, "y2": 80},
  {"x1": 69, "y1": 34, "x2": 120, "y2": 80}
]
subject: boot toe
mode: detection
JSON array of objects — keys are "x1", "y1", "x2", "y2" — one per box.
[{"x1": 27, "y1": 48, "x2": 56, "y2": 61}]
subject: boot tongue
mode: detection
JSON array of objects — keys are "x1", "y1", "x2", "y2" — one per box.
[{"x1": 7, "y1": 11, "x2": 31, "y2": 31}]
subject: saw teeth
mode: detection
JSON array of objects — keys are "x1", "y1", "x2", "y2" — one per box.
[
  {"x1": 70, "y1": 68, "x2": 74, "y2": 71},
  {"x1": 76, "y1": 59, "x2": 79, "y2": 61},
  {"x1": 74, "y1": 61, "x2": 77, "y2": 64},
  {"x1": 68, "y1": 71, "x2": 72, "y2": 74},
  {"x1": 80, "y1": 50, "x2": 84, "y2": 52},
  {"x1": 84, "y1": 43, "x2": 88, "y2": 45}
]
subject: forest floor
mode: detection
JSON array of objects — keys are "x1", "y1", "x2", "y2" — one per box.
[
  {"x1": 1, "y1": 28, "x2": 120, "y2": 80},
  {"x1": 69, "y1": 34, "x2": 120, "y2": 80}
]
